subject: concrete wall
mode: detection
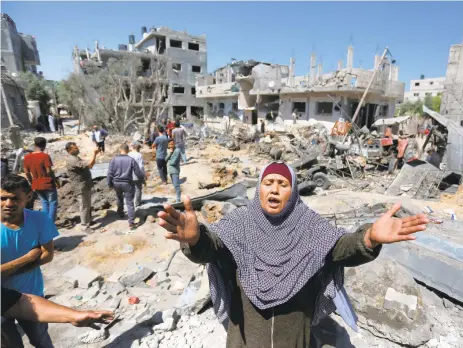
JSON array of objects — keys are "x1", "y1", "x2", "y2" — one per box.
[
  {"x1": 1, "y1": 81, "x2": 30, "y2": 129},
  {"x1": 441, "y1": 43, "x2": 463, "y2": 123},
  {"x1": 196, "y1": 82, "x2": 239, "y2": 99}
]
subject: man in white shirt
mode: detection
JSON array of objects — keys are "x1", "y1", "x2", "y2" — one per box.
[
  {"x1": 91, "y1": 125, "x2": 108, "y2": 155},
  {"x1": 292, "y1": 108, "x2": 298, "y2": 125},
  {"x1": 48, "y1": 114, "x2": 56, "y2": 132},
  {"x1": 128, "y1": 142, "x2": 145, "y2": 207}
]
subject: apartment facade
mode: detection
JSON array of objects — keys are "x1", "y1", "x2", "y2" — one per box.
[
  {"x1": 404, "y1": 77, "x2": 445, "y2": 103},
  {"x1": 196, "y1": 46, "x2": 405, "y2": 130},
  {"x1": 73, "y1": 26, "x2": 206, "y2": 120}
]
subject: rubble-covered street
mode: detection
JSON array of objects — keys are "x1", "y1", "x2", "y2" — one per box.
[
  {"x1": 3, "y1": 116, "x2": 459, "y2": 348},
  {"x1": 1, "y1": 3, "x2": 463, "y2": 348}
]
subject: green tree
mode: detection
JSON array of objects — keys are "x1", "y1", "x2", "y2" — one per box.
[
  {"x1": 424, "y1": 94, "x2": 433, "y2": 110},
  {"x1": 20, "y1": 72, "x2": 51, "y2": 114},
  {"x1": 431, "y1": 95, "x2": 441, "y2": 112}
]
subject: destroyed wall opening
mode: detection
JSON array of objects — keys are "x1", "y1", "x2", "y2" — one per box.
[
  {"x1": 173, "y1": 86, "x2": 185, "y2": 94},
  {"x1": 173, "y1": 105, "x2": 187, "y2": 118},
  {"x1": 172, "y1": 63, "x2": 182, "y2": 71},
  {"x1": 192, "y1": 65, "x2": 201, "y2": 73}
]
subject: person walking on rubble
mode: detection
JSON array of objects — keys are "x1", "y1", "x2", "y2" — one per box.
[
  {"x1": 171, "y1": 119, "x2": 188, "y2": 163},
  {"x1": 1, "y1": 174, "x2": 60, "y2": 348},
  {"x1": 47, "y1": 113, "x2": 56, "y2": 133},
  {"x1": 153, "y1": 126, "x2": 169, "y2": 185},
  {"x1": 292, "y1": 108, "x2": 298, "y2": 124},
  {"x1": 107, "y1": 144, "x2": 145, "y2": 230},
  {"x1": 157, "y1": 162, "x2": 430, "y2": 348},
  {"x1": 166, "y1": 142, "x2": 182, "y2": 203},
  {"x1": 55, "y1": 114, "x2": 64, "y2": 136},
  {"x1": 65, "y1": 142, "x2": 100, "y2": 233},
  {"x1": 128, "y1": 142, "x2": 146, "y2": 207},
  {"x1": 23, "y1": 137, "x2": 60, "y2": 222},
  {"x1": 91, "y1": 125, "x2": 108, "y2": 155}
]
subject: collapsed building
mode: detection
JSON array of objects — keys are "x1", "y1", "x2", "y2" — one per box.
[
  {"x1": 72, "y1": 26, "x2": 206, "y2": 120},
  {"x1": 440, "y1": 41, "x2": 463, "y2": 125},
  {"x1": 196, "y1": 46, "x2": 405, "y2": 130}
]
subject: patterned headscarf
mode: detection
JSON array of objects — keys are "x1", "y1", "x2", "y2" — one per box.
[{"x1": 206, "y1": 162, "x2": 350, "y2": 326}]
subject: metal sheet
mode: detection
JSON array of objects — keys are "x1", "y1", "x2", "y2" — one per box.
[
  {"x1": 90, "y1": 162, "x2": 110, "y2": 179},
  {"x1": 372, "y1": 116, "x2": 410, "y2": 127}
]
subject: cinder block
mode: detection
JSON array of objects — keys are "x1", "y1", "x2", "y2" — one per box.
[{"x1": 62, "y1": 265, "x2": 101, "y2": 289}]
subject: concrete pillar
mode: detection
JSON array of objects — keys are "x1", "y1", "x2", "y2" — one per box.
[
  {"x1": 289, "y1": 57, "x2": 295, "y2": 87},
  {"x1": 317, "y1": 64, "x2": 323, "y2": 81},
  {"x1": 310, "y1": 53, "x2": 316, "y2": 84},
  {"x1": 393, "y1": 65, "x2": 399, "y2": 81},
  {"x1": 186, "y1": 105, "x2": 192, "y2": 120},
  {"x1": 168, "y1": 106, "x2": 174, "y2": 120},
  {"x1": 374, "y1": 54, "x2": 380, "y2": 69},
  {"x1": 347, "y1": 45, "x2": 354, "y2": 69},
  {"x1": 337, "y1": 60, "x2": 343, "y2": 70}
]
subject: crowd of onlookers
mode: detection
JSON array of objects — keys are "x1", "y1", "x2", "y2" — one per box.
[{"x1": 1, "y1": 117, "x2": 188, "y2": 347}]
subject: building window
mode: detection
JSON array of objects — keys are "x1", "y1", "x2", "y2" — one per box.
[
  {"x1": 219, "y1": 103, "x2": 225, "y2": 109},
  {"x1": 232, "y1": 102, "x2": 238, "y2": 110},
  {"x1": 192, "y1": 65, "x2": 201, "y2": 73},
  {"x1": 191, "y1": 87, "x2": 196, "y2": 95},
  {"x1": 170, "y1": 39, "x2": 182, "y2": 48},
  {"x1": 429, "y1": 81, "x2": 434, "y2": 85},
  {"x1": 380, "y1": 105, "x2": 389, "y2": 116},
  {"x1": 415, "y1": 82, "x2": 420, "y2": 86},
  {"x1": 413, "y1": 93, "x2": 419, "y2": 97},
  {"x1": 172, "y1": 63, "x2": 182, "y2": 71},
  {"x1": 292, "y1": 102, "x2": 306, "y2": 113},
  {"x1": 188, "y1": 42, "x2": 199, "y2": 51},
  {"x1": 173, "y1": 86, "x2": 185, "y2": 94},
  {"x1": 316, "y1": 102, "x2": 333, "y2": 115},
  {"x1": 425, "y1": 92, "x2": 431, "y2": 96}
]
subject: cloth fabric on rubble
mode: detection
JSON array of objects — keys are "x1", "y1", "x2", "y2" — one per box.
[{"x1": 182, "y1": 163, "x2": 380, "y2": 347}]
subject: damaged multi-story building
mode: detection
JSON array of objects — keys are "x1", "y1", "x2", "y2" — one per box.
[
  {"x1": 1, "y1": 13, "x2": 38, "y2": 128},
  {"x1": 73, "y1": 26, "x2": 206, "y2": 120},
  {"x1": 440, "y1": 41, "x2": 463, "y2": 124},
  {"x1": 196, "y1": 46, "x2": 405, "y2": 129}
]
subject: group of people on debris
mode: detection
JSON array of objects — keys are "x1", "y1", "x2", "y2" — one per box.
[
  {"x1": 2, "y1": 113, "x2": 433, "y2": 348},
  {"x1": 0, "y1": 117, "x2": 188, "y2": 347},
  {"x1": 36, "y1": 113, "x2": 64, "y2": 136}
]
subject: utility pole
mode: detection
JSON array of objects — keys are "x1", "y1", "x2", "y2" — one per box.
[{"x1": 343, "y1": 47, "x2": 390, "y2": 142}]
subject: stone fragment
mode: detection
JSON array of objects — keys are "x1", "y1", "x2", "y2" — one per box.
[
  {"x1": 384, "y1": 287, "x2": 418, "y2": 319},
  {"x1": 81, "y1": 284, "x2": 100, "y2": 302},
  {"x1": 119, "y1": 267, "x2": 154, "y2": 288},
  {"x1": 105, "y1": 281, "x2": 126, "y2": 296},
  {"x1": 62, "y1": 264, "x2": 101, "y2": 289},
  {"x1": 269, "y1": 147, "x2": 282, "y2": 160},
  {"x1": 153, "y1": 309, "x2": 180, "y2": 332},
  {"x1": 78, "y1": 329, "x2": 108, "y2": 344},
  {"x1": 155, "y1": 271, "x2": 170, "y2": 285},
  {"x1": 101, "y1": 296, "x2": 121, "y2": 311}
]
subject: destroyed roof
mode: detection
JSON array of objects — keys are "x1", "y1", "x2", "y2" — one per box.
[{"x1": 372, "y1": 116, "x2": 410, "y2": 127}]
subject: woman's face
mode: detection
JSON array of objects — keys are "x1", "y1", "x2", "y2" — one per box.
[{"x1": 259, "y1": 173, "x2": 292, "y2": 215}]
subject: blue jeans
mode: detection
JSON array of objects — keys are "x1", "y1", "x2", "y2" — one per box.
[
  {"x1": 1, "y1": 317, "x2": 54, "y2": 348},
  {"x1": 177, "y1": 144, "x2": 188, "y2": 163},
  {"x1": 36, "y1": 188, "x2": 58, "y2": 222},
  {"x1": 170, "y1": 174, "x2": 181, "y2": 202}
]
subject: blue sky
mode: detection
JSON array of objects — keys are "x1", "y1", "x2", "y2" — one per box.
[{"x1": 3, "y1": 1, "x2": 463, "y2": 90}]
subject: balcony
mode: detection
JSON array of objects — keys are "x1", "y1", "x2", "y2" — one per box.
[{"x1": 196, "y1": 82, "x2": 240, "y2": 98}]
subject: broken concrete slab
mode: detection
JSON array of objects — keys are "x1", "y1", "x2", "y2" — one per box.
[
  {"x1": 153, "y1": 309, "x2": 180, "y2": 332},
  {"x1": 78, "y1": 328, "x2": 108, "y2": 344},
  {"x1": 62, "y1": 264, "x2": 101, "y2": 289},
  {"x1": 154, "y1": 271, "x2": 170, "y2": 286},
  {"x1": 119, "y1": 267, "x2": 155, "y2": 288},
  {"x1": 384, "y1": 287, "x2": 418, "y2": 319},
  {"x1": 344, "y1": 255, "x2": 432, "y2": 347},
  {"x1": 104, "y1": 281, "x2": 126, "y2": 297},
  {"x1": 382, "y1": 221, "x2": 463, "y2": 303}
]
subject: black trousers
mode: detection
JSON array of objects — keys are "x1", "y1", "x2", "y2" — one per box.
[
  {"x1": 156, "y1": 159, "x2": 167, "y2": 183},
  {"x1": 113, "y1": 182, "x2": 135, "y2": 225}
]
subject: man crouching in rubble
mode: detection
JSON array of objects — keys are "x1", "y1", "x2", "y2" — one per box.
[{"x1": 1, "y1": 174, "x2": 60, "y2": 348}]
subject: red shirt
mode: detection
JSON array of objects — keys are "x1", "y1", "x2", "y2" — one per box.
[{"x1": 23, "y1": 152, "x2": 54, "y2": 191}]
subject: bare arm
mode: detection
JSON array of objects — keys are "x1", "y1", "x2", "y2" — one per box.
[
  {"x1": 45, "y1": 167, "x2": 60, "y2": 189},
  {"x1": 15, "y1": 241, "x2": 55, "y2": 276},
  {"x1": 4, "y1": 292, "x2": 114, "y2": 327},
  {"x1": 88, "y1": 149, "x2": 99, "y2": 169},
  {"x1": 1, "y1": 247, "x2": 42, "y2": 277}
]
